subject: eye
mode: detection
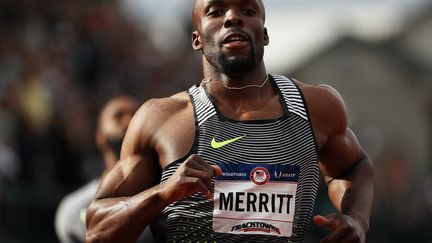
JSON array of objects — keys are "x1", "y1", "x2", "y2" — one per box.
[
  {"x1": 242, "y1": 8, "x2": 256, "y2": 16},
  {"x1": 113, "y1": 111, "x2": 124, "y2": 122},
  {"x1": 207, "y1": 9, "x2": 224, "y2": 17}
]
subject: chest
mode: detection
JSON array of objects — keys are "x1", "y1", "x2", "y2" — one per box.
[
  {"x1": 157, "y1": 113, "x2": 320, "y2": 242},
  {"x1": 213, "y1": 95, "x2": 285, "y2": 122},
  {"x1": 196, "y1": 115, "x2": 316, "y2": 166}
]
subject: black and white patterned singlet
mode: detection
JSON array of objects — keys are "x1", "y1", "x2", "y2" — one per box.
[{"x1": 150, "y1": 74, "x2": 319, "y2": 243}]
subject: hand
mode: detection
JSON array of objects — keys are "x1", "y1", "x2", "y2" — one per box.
[
  {"x1": 158, "y1": 154, "x2": 222, "y2": 204},
  {"x1": 313, "y1": 214, "x2": 366, "y2": 243}
]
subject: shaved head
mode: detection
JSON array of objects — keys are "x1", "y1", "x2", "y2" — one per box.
[{"x1": 192, "y1": 0, "x2": 266, "y2": 30}]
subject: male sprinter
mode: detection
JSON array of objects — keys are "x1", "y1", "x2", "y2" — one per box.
[{"x1": 86, "y1": 1, "x2": 373, "y2": 242}]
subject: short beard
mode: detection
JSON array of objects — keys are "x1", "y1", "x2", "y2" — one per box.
[
  {"x1": 106, "y1": 135, "x2": 124, "y2": 159},
  {"x1": 202, "y1": 37, "x2": 264, "y2": 76},
  {"x1": 218, "y1": 51, "x2": 257, "y2": 76}
]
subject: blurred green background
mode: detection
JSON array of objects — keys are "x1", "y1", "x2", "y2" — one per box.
[{"x1": 0, "y1": 0, "x2": 431, "y2": 242}]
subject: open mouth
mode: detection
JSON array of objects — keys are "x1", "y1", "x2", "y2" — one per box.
[{"x1": 222, "y1": 33, "x2": 250, "y2": 49}]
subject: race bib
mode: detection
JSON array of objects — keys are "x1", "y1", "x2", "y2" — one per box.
[{"x1": 213, "y1": 163, "x2": 299, "y2": 237}]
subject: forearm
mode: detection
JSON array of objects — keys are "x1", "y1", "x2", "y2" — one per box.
[
  {"x1": 86, "y1": 184, "x2": 168, "y2": 243},
  {"x1": 327, "y1": 155, "x2": 374, "y2": 232}
]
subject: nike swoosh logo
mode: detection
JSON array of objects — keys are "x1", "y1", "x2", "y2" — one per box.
[{"x1": 211, "y1": 135, "x2": 246, "y2": 149}]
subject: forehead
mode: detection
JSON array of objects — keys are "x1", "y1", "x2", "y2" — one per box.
[
  {"x1": 101, "y1": 99, "x2": 138, "y2": 120},
  {"x1": 193, "y1": 0, "x2": 265, "y2": 27},
  {"x1": 195, "y1": 0, "x2": 263, "y2": 9}
]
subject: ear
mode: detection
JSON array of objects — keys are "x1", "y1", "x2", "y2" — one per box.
[
  {"x1": 264, "y1": 27, "x2": 269, "y2": 46},
  {"x1": 192, "y1": 31, "x2": 203, "y2": 50}
]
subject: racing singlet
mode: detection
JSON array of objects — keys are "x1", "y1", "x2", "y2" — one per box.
[{"x1": 150, "y1": 74, "x2": 319, "y2": 243}]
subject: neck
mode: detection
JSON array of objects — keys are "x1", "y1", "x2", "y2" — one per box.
[
  {"x1": 202, "y1": 67, "x2": 278, "y2": 116},
  {"x1": 202, "y1": 60, "x2": 269, "y2": 94}
]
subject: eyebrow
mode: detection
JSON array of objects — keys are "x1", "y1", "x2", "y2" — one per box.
[{"x1": 205, "y1": 0, "x2": 257, "y2": 7}]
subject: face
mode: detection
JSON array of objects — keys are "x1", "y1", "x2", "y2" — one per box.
[
  {"x1": 192, "y1": 0, "x2": 269, "y2": 76},
  {"x1": 98, "y1": 96, "x2": 139, "y2": 157}
]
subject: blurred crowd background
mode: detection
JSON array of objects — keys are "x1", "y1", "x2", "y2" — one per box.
[{"x1": 0, "y1": 0, "x2": 431, "y2": 242}]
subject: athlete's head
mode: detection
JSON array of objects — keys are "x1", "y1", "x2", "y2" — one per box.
[
  {"x1": 191, "y1": 0, "x2": 269, "y2": 76},
  {"x1": 96, "y1": 96, "x2": 140, "y2": 169}
]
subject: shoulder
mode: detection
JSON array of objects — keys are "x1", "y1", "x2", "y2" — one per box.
[
  {"x1": 122, "y1": 91, "x2": 192, "y2": 152},
  {"x1": 294, "y1": 80, "x2": 348, "y2": 137},
  {"x1": 135, "y1": 91, "x2": 191, "y2": 121},
  {"x1": 131, "y1": 91, "x2": 191, "y2": 131}
]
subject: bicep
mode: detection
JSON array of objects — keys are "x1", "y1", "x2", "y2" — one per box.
[
  {"x1": 95, "y1": 153, "x2": 160, "y2": 199},
  {"x1": 310, "y1": 85, "x2": 365, "y2": 179},
  {"x1": 95, "y1": 102, "x2": 162, "y2": 199}
]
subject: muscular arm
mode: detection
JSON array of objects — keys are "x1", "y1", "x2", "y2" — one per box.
[
  {"x1": 320, "y1": 128, "x2": 373, "y2": 233},
  {"x1": 86, "y1": 99, "x2": 168, "y2": 243},
  {"x1": 302, "y1": 83, "x2": 374, "y2": 242},
  {"x1": 86, "y1": 97, "x2": 220, "y2": 243},
  {"x1": 319, "y1": 128, "x2": 374, "y2": 241}
]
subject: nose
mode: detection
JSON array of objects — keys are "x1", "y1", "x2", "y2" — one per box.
[{"x1": 224, "y1": 9, "x2": 243, "y2": 28}]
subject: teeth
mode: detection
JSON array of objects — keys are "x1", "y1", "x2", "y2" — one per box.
[{"x1": 229, "y1": 37, "x2": 243, "y2": 42}]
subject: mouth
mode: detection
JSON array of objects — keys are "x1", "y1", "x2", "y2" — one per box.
[{"x1": 222, "y1": 32, "x2": 250, "y2": 49}]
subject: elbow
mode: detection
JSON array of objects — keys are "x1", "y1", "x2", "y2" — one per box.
[
  {"x1": 362, "y1": 154, "x2": 374, "y2": 181},
  {"x1": 85, "y1": 203, "x2": 105, "y2": 243},
  {"x1": 86, "y1": 231, "x2": 102, "y2": 243},
  {"x1": 85, "y1": 215, "x2": 110, "y2": 243},
  {"x1": 85, "y1": 201, "x2": 131, "y2": 243},
  {"x1": 350, "y1": 152, "x2": 374, "y2": 181}
]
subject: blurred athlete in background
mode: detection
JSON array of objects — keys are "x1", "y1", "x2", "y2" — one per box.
[{"x1": 55, "y1": 96, "x2": 154, "y2": 243}]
